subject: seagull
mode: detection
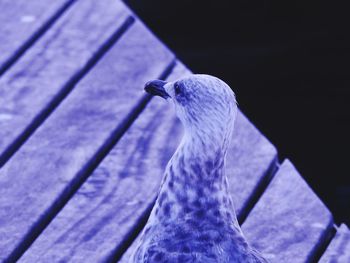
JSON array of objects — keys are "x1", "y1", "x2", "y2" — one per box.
[{"x1": 130, "y1": 74, "x2": 268, "y2": 262}]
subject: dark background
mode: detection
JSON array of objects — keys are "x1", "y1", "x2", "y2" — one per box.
[{"x1": 125, "y1": 0, "x2": 350, "y2": 225}]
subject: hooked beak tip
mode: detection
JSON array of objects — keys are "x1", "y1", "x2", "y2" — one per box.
[{"x1": 144, "y1": 80, "x2": 170, "y2": 99}]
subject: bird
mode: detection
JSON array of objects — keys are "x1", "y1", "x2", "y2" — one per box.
[{"x1": 130, "y1": 74, "x2": 268, "y2": 262}]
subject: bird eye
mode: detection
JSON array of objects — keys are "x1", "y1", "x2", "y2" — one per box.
[{"x1": 174, "y1": 83, "x2": 182, "y2": 96}]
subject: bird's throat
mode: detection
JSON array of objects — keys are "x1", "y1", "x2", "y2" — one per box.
[{"x1": 151, "y1": 139, "x2": 236, "y2": 223}]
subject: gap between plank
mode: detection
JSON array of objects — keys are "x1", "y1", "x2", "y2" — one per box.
[
  {"x1": 0, "y1": 0, "x2": 77, "y2": 77},
  {"x1": 238, "y1": 156, "x2": 280, "y2": 224},
  {"x1": 0, "y1": 16, "x2": 135, "y2": 170},
  {"x1": 4, "y1": 15, "x2": 136, "y2": 263},
  {"x1": 308, "y1": 222, "x2": 336, "y2": 263},
  {"x1": 9, "y1": 59, "x2": 176, "y2": 263}
]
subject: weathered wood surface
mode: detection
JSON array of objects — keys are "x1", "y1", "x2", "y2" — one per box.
[
  {"x1": 19, "y1": 61, "x2": 188, "y2": 263},
  {"x1": 0, "y1": 0, "x2": 133, "y2": 167},
  {"x1": 0, "y1": 1, "x2": 344, "y2": 262},
  {"x1": 320, "y1": 224, "x2": 350, "y2": 262},
  {"x1": 0, "y1": 0, "x2": 74, "y2": 74},
  {"x1": 242, "y1": 160, "x2": 334, "y2": 262},
  {"x1": 0, "y1": 20, "x2": 174, "y2": 262}
]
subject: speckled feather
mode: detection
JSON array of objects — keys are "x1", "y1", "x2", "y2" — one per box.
[{"x1": 130, "y1": 75, "x2": 268, "y2": 263}]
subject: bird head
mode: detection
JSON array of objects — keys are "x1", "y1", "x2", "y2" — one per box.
[{"x1": 145, "y1": 74, "x2": 238, "y2": 149}]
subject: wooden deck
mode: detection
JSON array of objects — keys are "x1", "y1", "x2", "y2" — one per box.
[{"x1": 0, "y1": 0, "x2": 348, "y2": 262}]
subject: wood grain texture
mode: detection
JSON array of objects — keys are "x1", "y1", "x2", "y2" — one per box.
[
  {"x1": 0, "y1": 0, "x2": 73, "y2": 74},
  {"x1": 0, "y1": 20, "x2": 173, "y2": 261},
  {"x1": 242, "y1": 160, "x2": 334, "y2": 262},
  {"x1": 19, "y1": 61, "x2": 189, "y2": 263},
  {"x1": 0, "y1": 0, "x2": 131, "y2": 167},
  {"x1": 320, "y1": 224, "x2": 350, "y2": 262}
]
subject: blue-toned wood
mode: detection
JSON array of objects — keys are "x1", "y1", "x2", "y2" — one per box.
[
  {"x1": 0, "y1": 0, "x2": 133, "y2": 168},
  {"x1": 0, "y1": 19, "x2": 174, "y2": 262},
  {"x1": 19, "y1": 59, "x2": 278, "y2": 262},
  {"x1": 320, "y1": 224, "x2": 350, "y2": 262},
  {"x1": 0, "y1": 1, "x2": 341, "y2": 262},
  {"x1": 0, "y1": 0, "x2": 75, "y2": 75},
  {"x1": 19, "y1": 61, "x2": 188, "y2": 263},
  {"x1": 242, "y1": 160, "x2": 334, "y2": 262}
]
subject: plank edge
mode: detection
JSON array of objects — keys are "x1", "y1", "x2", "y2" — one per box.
[
  {"x1": 238, "y1": 155, "x2": 279, "y2": 224},
  {"x1": 308, "y1": 221, "x2": 336, "y2": 263},
  {"x1": 0, "y1": 0, "x2": 76, "y2": 76},
  {"x1": 0, "y1": 16, "x2": 135, "y2": 169}
]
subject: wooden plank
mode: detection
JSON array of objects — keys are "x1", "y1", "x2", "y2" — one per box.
[
  {"x1": 0, "y1": 20, "x2": 174, "y2": 262},
  {"x1": 0, "y1": 0, "x2": 133, "y2": 167},
  {"x1": 320, "y1": 224, "x2": 350, "y2": 262},
  {"x1": 19, "y1": 61, "x2": 188, "y2": 263},
  {"x1": 242, "y1": 160, "x2": 334, "y2": 262},
  {"x1": 227, "y1": 112, "x2": 278, "y2": 222},
  {"x1": 0, "y1": 0, "x2": 74, "y2": 75}
]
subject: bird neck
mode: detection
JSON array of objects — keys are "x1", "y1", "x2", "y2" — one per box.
[
  {"x1": 161, "y1": 128, "x2": 232, "y2": 198},
  {"x1": 152, "y1": 133, "x2": 229, "y2": 211},
  {"x1": 150, "y1": 132, "x2": 238, "y2": 225},
  {"x1": 182, "y1": 125, "x2": 231, "y2": 159},
  {"x1": 146, "y1": 128, "x2": 240, "y2": 233}
]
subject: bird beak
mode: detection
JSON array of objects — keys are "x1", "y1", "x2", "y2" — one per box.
[{"x1": 144, "y1": 80, "x2": 170, "y2": 99}]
